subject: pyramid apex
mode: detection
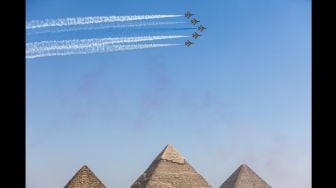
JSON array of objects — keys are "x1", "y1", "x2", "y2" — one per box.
[
  {"x1": 157, "y1": 144, "x2": 185, "y2": 164},
  {"x1": 239, "y1": 164, "x2": 249, "y2": 170},
  {"x1": 81, "y1": 165, "x2": 89, "y2": 169},
  {"x1": 64, "y1": 165, "x2": 106, "y2": 188}
]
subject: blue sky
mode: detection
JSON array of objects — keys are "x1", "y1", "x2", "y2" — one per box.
[{"x1": 26, "y1": 0, "x2": 311, "y2": 187}]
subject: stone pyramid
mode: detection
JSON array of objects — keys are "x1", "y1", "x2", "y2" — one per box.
[
  {"x1": 64, "y1": 165, "x2": 106, "y2": 188},
  {"x1": 219, "y1": 164, "x2": 271, "y2": 188},
  {"x1": 131, "y1": 144, "x2": 212, "y2": 188}
]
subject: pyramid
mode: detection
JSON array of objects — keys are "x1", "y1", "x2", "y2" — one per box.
[
  {"x1": 64, "y1": 165, "x2": 106, "y2": 188},
  {"x1": 131, "y1": 144, "x2": 211, "y2": 188},
  {"x1": 219, "y1": 164, "x2": 271, "y2": 188}
]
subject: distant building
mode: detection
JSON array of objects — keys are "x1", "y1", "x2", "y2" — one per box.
[
  {"x1": 219, "y1": 164, "x2": 271, "y2": 188},
  {"x1": 131, "y1": 144, "x2": 212, "y2": 188},
  {"x1": 64, "y1": 165, "x2": 106, "y2": 188}
]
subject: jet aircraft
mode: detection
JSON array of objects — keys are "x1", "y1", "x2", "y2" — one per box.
[
  {"x1": 198, "y1": 25, "x2": 207, "y2": 32},
  {"x1": 185, "y1": 40, "x2": 194, "y2": 47},
  {"x1": 191, "y1": 18, "x2": 200, "y2": 25},
  {"x1": 184, "y1": 11, "x2": 194, "y2": 19},
  {"x1": 192, "y1": 32, "x2": 201, "y2": 39}
]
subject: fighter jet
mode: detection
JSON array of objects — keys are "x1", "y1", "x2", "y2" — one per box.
[
  {"x1": 184, "y1": 11, "x2": 194, "y2": 19},
  {"x1": 185, "y1": 40, "x2": 194, "y2": 47},
  {"x1": 191, "y1": 18, "x2": 200, "y2": 25},
  {"x1": 192, "y1": 32, "x2": 201, "y2": 39},
  {"x1": 198, "y1": 25, "x2": 207, "y2": 32}
]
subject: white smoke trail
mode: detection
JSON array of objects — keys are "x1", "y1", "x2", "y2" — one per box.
[
  {"x1": 26, "y1": 35, "x2": 188, "y2": 53},
  {"x1": 27, "y1": 21, "x2": 187, "y2": 35},
  {"x1": 26, "y1": 15, "x2": 183, "y2": 29},
  {"x1": 26, "y1": 43, "x2": 181, "y2": 59}
]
